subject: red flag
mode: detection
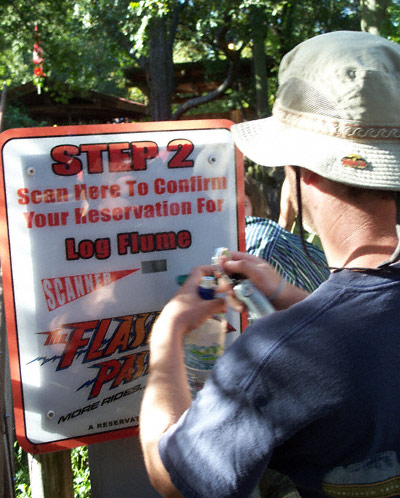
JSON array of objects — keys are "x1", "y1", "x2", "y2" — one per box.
[{"x1": 33, "y1": 24, "x2": 45, "y2": 94}]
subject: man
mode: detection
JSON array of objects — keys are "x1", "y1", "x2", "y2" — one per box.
[{"x1": 140, "y1": 31, "x2": 400, "y2": 497}]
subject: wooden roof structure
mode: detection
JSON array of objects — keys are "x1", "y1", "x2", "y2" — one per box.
[
  {"x1": 125, "y1": 59, "x2": 254, "y2": 104},
  {"x1": 7, "y1": 58, "x2": 258, "y2": 126},
  {"x1": 7, "y1": 80, "x2": 147, "y2": 126}
]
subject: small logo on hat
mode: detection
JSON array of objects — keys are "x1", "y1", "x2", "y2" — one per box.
[{"x1": 341, "y1": 154, "x2": 367, "y2": 169}]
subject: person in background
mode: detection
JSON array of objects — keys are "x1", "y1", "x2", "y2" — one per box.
[
  {"x1": 140, "y1": 31, "x2": 400, "y2": 497},
  {"x1": 245, "y1": 174, "x2": 329, "y2": 292}
]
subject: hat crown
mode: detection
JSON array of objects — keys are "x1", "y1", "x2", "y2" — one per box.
[{"x1": 276, "y1": 31, "x2": 400, "y2": 126}]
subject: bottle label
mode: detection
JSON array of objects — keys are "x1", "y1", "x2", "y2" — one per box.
[{"x1": 184, "y1": 342, "x2": 224, "y2": 370}]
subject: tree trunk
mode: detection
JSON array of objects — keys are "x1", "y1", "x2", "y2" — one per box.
[
  {"x1": 360, "y1": 0, "x2": 391, "y2": 35},
  {"x1": 147, "y1": 16, "x2": 174, "y2": 121},
  {"x1": 251, "y1": 6, "x2": 269, "y2": 118}
]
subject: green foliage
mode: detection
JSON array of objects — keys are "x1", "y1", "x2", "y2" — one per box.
[
  {"x1": 3, "y1": 103, "x2": 49, "y2": 130},
  {"x1": 71, "y1": 446, "x2": 91, "y2": 498},
  {"x1": 246, "y1": 161, "x2": 284, "y2": 190},
  {"x1": 0, "y1": 0, "x2": 395, "y2": 122},
  {"x1": 0, "y1": 0, "x2": 132, "y2": 98},
  {"x1": 14, "y1": 442, "x2": 31, "y2": 498},
  {"x1": 387, "y1": 0, "x2": 400, "y2": 42}
]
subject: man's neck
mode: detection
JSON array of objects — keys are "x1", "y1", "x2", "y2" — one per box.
[{"x1": 317, "y1": 199, "x2": 398, "y2": 270}]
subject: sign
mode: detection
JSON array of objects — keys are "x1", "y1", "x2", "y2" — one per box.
[{"x1": 0, "y1": 120, "x2": 244, "y2": 453}]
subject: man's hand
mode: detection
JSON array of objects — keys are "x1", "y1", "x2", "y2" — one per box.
[
  {"x1": 222, "y1": 251, "x2": 309, "y2": 310},
  {"x1": 156, "y1": 265, "x2": 227, "y2": 339}
]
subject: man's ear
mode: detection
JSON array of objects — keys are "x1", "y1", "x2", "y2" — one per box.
[{"x1": 301, "y1": 169, "x2": 320, "y2": 186}]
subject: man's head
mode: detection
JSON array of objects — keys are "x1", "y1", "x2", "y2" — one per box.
[{"x1": 232, "y1": 31, "x2": 400, "y2": 192}]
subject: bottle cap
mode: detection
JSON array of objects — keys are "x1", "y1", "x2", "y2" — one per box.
[{"x1": 198, "y1": 276, "x2": 217, "y2": 300}]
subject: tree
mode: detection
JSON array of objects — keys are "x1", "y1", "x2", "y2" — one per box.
[
  {"x1": 251, "y1": 5, "x2": 270, "y2": 117},
  {"x1": 361, "y1": 0, "x2": 392, "y2": 35},
  {"x1": 93, "y1": 0, "x2": 245, "y2": 120}
]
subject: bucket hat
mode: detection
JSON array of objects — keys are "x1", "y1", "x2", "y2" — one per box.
[{"x1": 231, "y1": 31, "x2": 400, "y2": 191}]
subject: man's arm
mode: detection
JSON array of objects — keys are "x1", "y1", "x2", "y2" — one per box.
[{"x1": 140, "y1": 266, "x2": 227, "y2": 497}]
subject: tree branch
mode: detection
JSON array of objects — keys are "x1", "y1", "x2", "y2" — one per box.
[{"x1": 171, "y1": 60, "x2": 235, "y2": 120}]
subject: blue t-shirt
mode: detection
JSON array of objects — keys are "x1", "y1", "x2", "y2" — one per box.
[{"x1": 159, "y1": 267, "x2": 400, "y2": 497}]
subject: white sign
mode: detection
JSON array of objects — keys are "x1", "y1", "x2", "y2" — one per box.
[{"x1": 0, "y1": 120, "x2": 245, "y2": 453}]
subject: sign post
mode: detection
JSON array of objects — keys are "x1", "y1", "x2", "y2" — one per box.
[{"x1": 0, "y1": 120, "x2": 244, "y2": 456}]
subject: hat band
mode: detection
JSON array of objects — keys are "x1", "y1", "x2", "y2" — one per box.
[{"x1": 274, "y1": 103, "x2": 400, "y2": 141}]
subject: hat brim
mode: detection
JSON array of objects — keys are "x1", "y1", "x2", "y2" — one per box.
[{"x1": 231, "y1": 116, "x2": 400, "y2": 191}]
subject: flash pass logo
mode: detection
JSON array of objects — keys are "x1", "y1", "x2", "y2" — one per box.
[{"x1": 32, "y1": 312, "x2": 158, "y2": 399}]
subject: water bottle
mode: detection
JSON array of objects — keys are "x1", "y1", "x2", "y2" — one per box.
[
  {"x1": 184, "y1": 277, "x2": 227, "y2": 397},
  {"x1": 184, "y1": 316, "x2": 227, "y2": 397}
]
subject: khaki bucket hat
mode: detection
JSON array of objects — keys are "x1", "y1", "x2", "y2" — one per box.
[{"x1": 231, "y1": 31, "x2": 400, "y2": 191}]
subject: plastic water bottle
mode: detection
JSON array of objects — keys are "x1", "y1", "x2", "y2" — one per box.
[
  {"x1": 184, "y1": 276, "x2": 227, "y2": 397},
  {"x1": 184, "y1": 316, "x2": 227, "y2": 397}
]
